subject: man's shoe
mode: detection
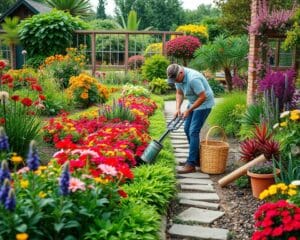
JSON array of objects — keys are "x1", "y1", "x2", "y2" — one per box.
[{"x1": 177, "y1": 164, "x2": 196, "y2": 174}]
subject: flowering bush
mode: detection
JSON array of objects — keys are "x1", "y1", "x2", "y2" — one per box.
[
  {"x1": 258, "y1": 69, "x2": 296, "y2": 111},
  {"x1": 42, "y1": 46, "x2": 86, "y2": 89},
  {"x1": 66, "y1": 73, "x2": 109, "y2": 108},
  {"x1": 128, "y1": 55, "x2": 145, "y2": 70},
  {"x1": 248, "y1": 0, "x2": 295, "y2": 36},
  {"x1": 166, "y1": 36, "x2": 201, "y2": 65},
  {"x1": 174, "y1": 24, "x2": 208, "y2": 43},
  {"x1": 143, "y1": 43, "x2": 162, "y2": 58},
  {"x1": 259, "y1": 183, "x2": 297, "y2": 201},
  {"x1": 121, "y1": 84, "x2": 151, "y2": 97},
  {"x1": 252, "y1": 200, "x2": 300, "y2": 240}
]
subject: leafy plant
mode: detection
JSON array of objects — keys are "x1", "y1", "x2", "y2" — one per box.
[
  {"x1": 143, "y1": 43, "x2": 162, "y2": 58},
  {"x1": 19, "y1": 10, "x2": 87, "y2": 57},
  {"x1": 148, "y1": 77, "x2": 170, "y2": 95},
  {"x1": 240, "y1": 123, "x2": 280, "y2": 162},
  {"x1": 207, "y1": 78, "x2": 225, "y2": 97},
  {"x1": 121, "y1": 84, "x2": 151, "y2": 97},
  {"x1": 235, "y1": 175, "x2": 249, "y2": 188},
  {"x1": 166, "y1": 36, "x2": 201, "y2": 66},
  {"x1": 99, "y1": 99, "x2": 135, "y2": 122},
  {"x1": 141, "y1": 54, "x2": 170, "y2": 82},
  {"x1": 248, "y1": 161, "x2": 275, "y2": 174}
]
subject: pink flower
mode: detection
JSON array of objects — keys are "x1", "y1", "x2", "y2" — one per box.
[
  {"x1": 98, "y1": 164, "x2": 117, "y2": 176},
  {"x1": 17, "y1": 167, "x2": 30, "y2": 174},
  {"x1": 68, "y1": 177, "x2": 86, "y2": 192}
]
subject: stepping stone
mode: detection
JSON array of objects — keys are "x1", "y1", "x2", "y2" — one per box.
[
  {"x1": 176, "y1": 207, "x2": 225, "y2": 224},
  {"x1": 177, "y1": 178, "x2": 213, "y2": 185},
  {"x1": 178, "y1": 192, "x2": 219, "y2": 201},
  {"x1": 174, "y1": 148, "x2": 189, "y2": 153},
  {"x1": 172, "y1": 143, "x2": 189, "y2": 148},
  {"x1": 179, "y1": 199, "x2": 219, "y2": 210},
  {"x1": 171, "y1": 139, "x2": 188, "y2": 144},
  {"x1": 177, "y1": 172, "x2": 210, "y2": 179},
  {"x1": 181, "y1": 184, "x2": 215, "y2": 192},
  {"x1": 170, "y1": 135, "x2": 187, "y2": 140},
  {"x1": 175, "y1": 158, "x2": 186, "y2": 165},
  {"x1": 168, "y1": 224, "x2": 229, "y2": 240},
  {"x1": 174, "y1": 152, "x2": 188, "y2": 158}
]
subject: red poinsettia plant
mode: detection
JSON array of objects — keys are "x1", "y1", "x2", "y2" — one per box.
[{"x1": 252, "y1": 200, "x2": 300, "y2": 240}]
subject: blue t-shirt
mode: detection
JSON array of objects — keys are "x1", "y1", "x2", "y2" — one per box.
[{"x1": 175, "y1": 67, "x2": 215, "y2": 110}]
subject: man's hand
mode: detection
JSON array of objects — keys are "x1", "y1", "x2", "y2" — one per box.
[{"x1": 174, "y1": 110, "x2": 182, "y2": 118}]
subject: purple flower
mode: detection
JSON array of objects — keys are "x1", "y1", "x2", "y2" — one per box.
[
  {"x1": 0, "y1": 127, "x2": 9, "y2": 151},
  {"x1": 5, "y1": 189, "x2": 16, "y2": 211},
  {"x1": 0, "y1": 179, "x2": 10, "y2": 204},
  {"x1": 26, "y1": 140, "x2": 40, "y2": 171},
  {"x1": 59, "y1": 162, "x2": 70, "y2": 196},
  {"x1": 0, "y1": 161, "x2": 10, "y2": 184}
]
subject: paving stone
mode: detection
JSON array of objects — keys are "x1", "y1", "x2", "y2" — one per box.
[
  {"x1": 175, "y1": 158, "x2": 186, "y2": 165},
  {"x1": 181, "y1": 184, "x2": 215, "y2": 192},
  {"x1": 171, "y1": 139, "x2": 188, "y2": 144},
  {"x1": 172, "y1": 143, "x2": 189, "y2": 148},
  {"x1": 177, "y1": 172, "x2": 210, "y2": 179},
  {"x1": 174, "y1": 152, "x2": 189, "y2": 158},
  {"x1": 176, "y1": 207, "x2": 225, "y2": 224},
  {"x1": 178, "y1": 192, "x2": 219, "y2": 201},
  {"x1": 174, "y1": 148, "x2": 189, "y2": 153},
  {"x1": 177, "y1": 178, "x2": 213, "y2": 185},
  {"x1": 170, "y1": 135, "x2": 188, "y2": 140},
  {"x1": 179, "y1": 199, "x2": 219, "y2": 210},
  {"x1": 168, "y1": 224, "x2": 229, "y2": 240}
]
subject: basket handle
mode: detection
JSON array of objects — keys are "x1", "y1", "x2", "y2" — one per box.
[{"x1": 205, "y1": 126, "x2": 227, "y2": 144}]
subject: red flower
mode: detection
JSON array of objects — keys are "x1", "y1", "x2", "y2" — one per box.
[
  {"x1": 21, "y1": 97, "x2": 33, "y2": 107},
  {"x1": 0, "y1": 60, "x2": 6, "y2": 70},
  {"x1": 31, "y1": 84, "x2": 43, "y2": 92},
  {"x1": 39, "y1": 94, "x2": 46, "y2": 100},
  {"x1": 11, "y1": 95, "x2": 20, "y2": 101},
  {"x1": 0, "y1": 118, "x2": 5, "y2": 125},
  {"x1": 118, "y1": 189, "x2": 128, "y2": 198}
]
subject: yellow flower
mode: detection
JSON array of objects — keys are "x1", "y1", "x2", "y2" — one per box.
[
  {"x1": 94, "y1": 177, "x2": 109, "y2": 184},
  {"x1": 11, "y1": 155, "x2": 23, "y2": 164},
  {"x1": 80, "y1": 92, "x2": 89, "y2": 99},
  {"x1": 16, "y1": 233, "x2": 29, "y2": 240},
  {"x1": 259, "y1": 189, "x2": 269, "y2": 200},
  {"x1": 268, "y1": 185, "x2": 277, "y2": 195},
  {"x1": 288, "y1": 189, "x2": 297, "y2": 196},
  {"x1": 20, "y1": 180, "x2": 29, "y2": 189},
  {"x1": 290, "y1": 112, "x2": 300, "y2": 121},
  {"x1": 38, "y1": 191, "x2": 47, "y2": 198},
  {"x1": 280, "y1": 121, "x2": 287, "y2": 127}
]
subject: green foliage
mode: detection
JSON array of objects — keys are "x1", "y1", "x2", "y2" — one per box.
[
  {"x1": 207, "y1": 78, "x2": 225, "y2": 97},
  {"x1": 99, "y1": 99, "x2": 135, "y2": 122},
  {"x1": 84, "y1": 202, "x2": 160, "y2": 240},
  {"x1": 0, "y1": 0, "x2": 16, "y2": 16},
  {"x1": 239, "y1": 103, "x2": 264, "y2": 139},
  {"x1": 141, "y1": 54, "x2": 170, "y2": 81},
  {"x1": 121, "y1": 84, "x2": 151, "y2": 97},
  {"x1": 0, "y1": 16, "x2": 20, "y2": 46},
  {"x1": 275, "y1": 153, "x2": 300, "y2": 184},
  {"x1": 208, "y1": 92, "x2": 246, "y2": 136},
  {"x1": 248, "y1": 161, "x2": 275, "y2": 174},
  {"x1": 183, "y1": 4, "x2": 221, "y2": 25},
  {"x1": 283, "y1": 8, "x2": 300, "y2": 49},
  {"x1": 19, "y1": 10, "x2": 87, "y2": 57},
  {"x1": 123, "y1": 163, "x2": 176, "y2": 214},
  {"x1": 235, "y1": 175, "x2": 249, "y2": 188},
  {"x1": 45, "y1": 0, "x2": 92, "y2": 18},
  {"x1": 26, "y1": 55, "x2": 47, "y2": 69},
  {"x1": 103, "y1": 71, "x2": 144, "y2": 85},
  {"x1": 201, "y1": 16, "x2": 227, "y2": 42},
  {"x1": 191, "y1": 35, "x2": 249, "y2": 91},
  {"x1": 96, "y1": 0, "x2": 106, "y2": 19},
  {"x1": 148, "y1": 77, "x2": 170, "y2": 94},
  {"x1": 89, "y1": 19, "x2": 120, "y2": 30}
]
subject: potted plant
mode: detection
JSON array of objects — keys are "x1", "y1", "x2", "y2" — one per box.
[{"x1": 247, "y1": 161, "x2": 280, "y2": 198}]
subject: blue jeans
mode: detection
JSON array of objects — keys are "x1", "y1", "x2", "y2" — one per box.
[{"x1": 184, "y1": 108, "x2": 211, "y2": 167}]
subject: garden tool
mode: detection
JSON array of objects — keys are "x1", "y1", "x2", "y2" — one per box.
[{"x1": 140, "y1": 116, "x2": 184, "y2": 164}]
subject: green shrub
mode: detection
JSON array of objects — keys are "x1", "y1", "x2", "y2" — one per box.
[
  {"x1": 99, "y1": 99, "x2": 135, "y2": 122},
  {"x1": 19, "y1": 10, "x2": 87, "y2": 57},
  {"x1": 149, "y1": 77, "x2": 170, "y2": 94},
  {"x1": 121, "y1": 84, "x2": 151, "y2": 97},
  {"x1": 208, "y1": 91, "x2": 246, "y2": 136},
  {"x1": 123, "y1": 163, "x2": 176, "y2": 214},
  {"x1": 25, "y1": 55, "x2": 47, "y2": 69},
  {"x1": 141, "y1": 54, "x2": 170, "y2": 81},
  {"x1": 239, "y1": 103, "x2": 264, "y2": 139},
  {"x1": 83, "y1": 202, "x2": 160, "y2": 240},
  {"x1": 235, "y1": 175, "x2": 249, "y2": 188},
  {"x1": 208, "y1": 78, "x2": 225, "y2": 97},
  {"x1": 103, "y1": 71, "x2": 143, "y2": 85}
]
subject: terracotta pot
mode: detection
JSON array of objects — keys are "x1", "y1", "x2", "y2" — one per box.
[{"x1": 247, "y1": 169, "x2": 280, "y2": 198}]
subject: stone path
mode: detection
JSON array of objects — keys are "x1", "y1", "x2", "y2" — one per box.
[{"x1": 164, "y1": 101, "x2": 229, "y2": 240}]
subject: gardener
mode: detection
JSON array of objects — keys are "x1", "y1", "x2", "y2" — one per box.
[{"x1": 167, "y1": 64, "x2": 215, "y2": 173}]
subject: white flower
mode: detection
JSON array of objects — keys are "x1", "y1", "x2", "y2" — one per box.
[
  {"x1": 21, "y1": 50, "x2": 27, "y2": 55},
  {"x1": 98, "y1": 164, "x2": 117, "y2": 176},
  {"x1": 280, "y1": 111, "x2": 290, "y2": 118},
  {"x1": 273, "y1": 123, "x2": 279, "y2": 129},
  {"x1": 291, "y1": 180, "x2": 300, "y2": 186},
  {"x1": 0, "y1": 91, "x2": 9, "y2": 104},
  {"x1": 68, "y1": 177, "x2": 86, "y2": 192}
]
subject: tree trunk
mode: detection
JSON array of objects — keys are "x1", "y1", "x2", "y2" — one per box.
[
  {"x1": 9, "y1": 44, "x2": 16, "y2": 69},
  {"x1": 224, "y1": 67, "x2": 233, "y2": 92}
]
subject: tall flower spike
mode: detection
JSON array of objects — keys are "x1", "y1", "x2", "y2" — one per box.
[
  {"x1": 0, "y1": 160, "x2": 11, "y2": 184},
  {"x1": 0, "y1": 127, "x2": 9, "y2": 151},
  {"x1": 26, "y1": 140, "x2": 40, "y2": 171},
  {"x1": 5, "y1": 189, "x2": 16, "y2": 211},
  {"x1": 59, "y1": 162, "x2": 70, "y2": 196},
  {"x1": 0, "y1": 178, "x2": 10, "y2": 204}
]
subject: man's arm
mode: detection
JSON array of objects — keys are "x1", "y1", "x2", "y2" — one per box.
[
  {"x1": 183, "y1": 91, "x2": 206, "y2": 118},
  {"x1": 175, "y1": 89, "x2": 184, "y2": 117}
]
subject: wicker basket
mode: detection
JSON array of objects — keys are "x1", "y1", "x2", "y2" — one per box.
[{"x1": 200, "y1": 126, "x2": 229, "y2": 174}]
